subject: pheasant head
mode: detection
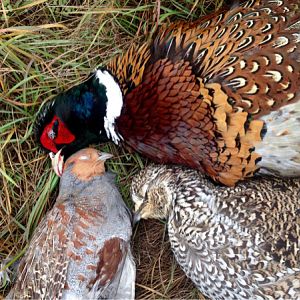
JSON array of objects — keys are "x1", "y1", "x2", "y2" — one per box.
[{"x1": 35, "y1": 70, "x2": 123, "y2": 160}]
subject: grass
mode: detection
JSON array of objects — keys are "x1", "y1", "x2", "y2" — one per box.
[{"x1": 0, "y1": 0, "x2": 224, "y2": 298}]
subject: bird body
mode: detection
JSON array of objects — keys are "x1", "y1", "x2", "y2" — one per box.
[
  {"x1": 131, "y1": 164, "x2": 300, "y2": 299},
  {"x1": 35, "y1": 0, "x2": 300, "y2": 185},
  {"x1": 7, "y1": 149, "x2": 135, "y2": 300}
]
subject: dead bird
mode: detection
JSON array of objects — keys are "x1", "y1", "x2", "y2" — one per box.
[
  {"x1": 131, "y1": 164, "x2": 300, "y2": 299},
  {"x1": 7, "y1": 148, "x2": 135, "y2": 299}
]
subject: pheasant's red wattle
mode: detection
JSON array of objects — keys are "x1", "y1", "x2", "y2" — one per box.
[{"x1": 40, "y1": 116, "x2": 75, "y2": 153}]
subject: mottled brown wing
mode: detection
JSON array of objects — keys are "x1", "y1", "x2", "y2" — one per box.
[
  {"x1": 118, "y1": 58, "x2": 264, "y2": 185},
  {"x1": 117, "y1": 58, "x2": 221, "y2": 177},
  {"x1": 117, "y1": 0, "x2": 299, "y2": 185},
  {"x1": 7, "y1": 205, "x2": 71, "y2": 300}
]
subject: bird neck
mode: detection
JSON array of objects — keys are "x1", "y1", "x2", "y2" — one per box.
[
  {"x1": 58, "y1": 70, "x2": 124, "y2": 146},
  {"x1": 57, "y1": 171, "x2": 115, "y2": 207},
  {"x1": 94, "y1": 69, "x2": 124, "y2": 144}
]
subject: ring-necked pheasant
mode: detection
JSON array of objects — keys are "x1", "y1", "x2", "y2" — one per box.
[
  {"x1": 35, "y1": 0, "x2": 300, "y2": 186},
  {"x1": 7, "y1": 148, "x2": 135, "y2": 299},
  {"x1": 131, "y1": 164, "x2": 300, "y2": 299}
]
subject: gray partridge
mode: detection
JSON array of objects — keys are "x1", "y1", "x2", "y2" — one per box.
[
  {"x1": 131, "y1": 164, "x2": 300, "y2": 299},
  {"x1": 35, "y1": 0, "x2": 300, "y2": 186},
  {"x1": 7, "y1": 148, "x2": 135, "y2": 299}
]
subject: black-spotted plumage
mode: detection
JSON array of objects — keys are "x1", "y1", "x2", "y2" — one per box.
[{"x1": 131, "y1": 164, "x2": 300, "y2": 299}]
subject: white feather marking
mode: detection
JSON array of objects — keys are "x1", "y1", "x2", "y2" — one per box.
[
  {"x1": 259, "y1": 34, "x2": 273, "y2": 44},
  {"x1": 234, "y1": 30, "x2": 244, "y2": 40},
  {"x1": 261, "y1": 23, "x2": 272, "y2": 33},
  {"x1": 261, "y1": 7, "x2": 271, "y2": 14},
  {"x1": 251, "y1": 61, "x2": 259, "y2": 73},
  {"x1": 95, "y1": 70, "x2": 123, "y2": 144},
  {"x1": 219, "y1": 66, "x2": 235, "y2": 77},
  {"x1": 246, "y1": 20, "x2": 254, "y2": 28},
  {"x1": 215, "y1": 44, "x2": 226, "y2": 56},
  {"x1": 275, "y1": 53, "x2": 283, "y2": 64},
  {"x1": 239, "y1": 60, "x2": 246, "y2": 69},
  {"x1": 217, "y1": 28, "x2": 226, "y2": 38},
  {"x1": 79, "y1": 155, "x2": 89, "y2": 160},
  {"x1": 262, "y1": 56, "x2": 270, "y2": 66},
  {"x1": 273, "y1": 36, "x2": 289, "y2": 48},
  {"x1": 287, "y1": 65, "x2": 294, "y2": 72},
  {"x1": 228, "y1": 77, "x2": 247, "y2": 88},
  {"x1": 241, "y1": 99, "x2": 252, "y2": 107},
  {"x1": 245, "y1": 84, "x2": 258, "y2": 94},
  {"x1": 238, "y1": 36, "x2": 253, "y2": 50},
  {"x1": 265, "y1": 70, "x2": 282, "y2": 82}
]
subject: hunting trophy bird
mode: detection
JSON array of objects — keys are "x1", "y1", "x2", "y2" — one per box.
[
  {"x1": 35, "y1": 0, "x2": 300, "y2": 185},
  {"x1": 131, "y1": 164, "x2": 300, "y2": 299},
  {"x1": 7, "y1": 148, "x2": 135, "y2": 299}
]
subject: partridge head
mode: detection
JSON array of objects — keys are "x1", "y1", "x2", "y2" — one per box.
[
  {"x1": 7, "y1": 148, "x2": 135, "y2": 299},
  {"x1": 35, "y1": 0, "x2": 300, "y2": 185},
  {"x1": 131, "y1": 164, "x2": 300, "y2": 299}
]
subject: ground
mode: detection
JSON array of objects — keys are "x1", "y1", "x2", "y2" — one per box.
[{"x1": 0, "y1": 0, "x2": 224, "y2": 298}]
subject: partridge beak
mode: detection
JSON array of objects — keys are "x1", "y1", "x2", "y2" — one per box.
[
  {"x1": 49, "y1": 149, "x2": 64, "y2": 177},
  {"x1": 98, "y1": 152, "x2": 114, "y2": 161}
]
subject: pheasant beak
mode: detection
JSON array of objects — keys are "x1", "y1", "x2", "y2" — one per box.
[{"x1": 49, "y1": 149, "x2": 64, "y2": 177}]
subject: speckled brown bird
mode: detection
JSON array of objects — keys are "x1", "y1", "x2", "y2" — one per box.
[
  {"x1": 7, "y1": 148, "x2": 135, "y2": 300},
  {"x1": 35, "y1": 0, "x2": 300, "y2": 186},
  {"x1": 131, "y1": 164, "x2": 300, "y2": 299}
]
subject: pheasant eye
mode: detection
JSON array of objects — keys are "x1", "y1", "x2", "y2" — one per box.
[
  {"x1": 52, "y1": 119, "x2": 59, "y2": 135},
  {"x1": 48, "y1": 119, "x2": 59, "y2": 140},
  {"x1": 48, "y1": 129, "x2": 56, "y2": 140}
]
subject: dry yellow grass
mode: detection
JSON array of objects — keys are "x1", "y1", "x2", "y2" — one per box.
[{"x1": 0, "y1": 0, "x2": 224, "y2": 298}]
